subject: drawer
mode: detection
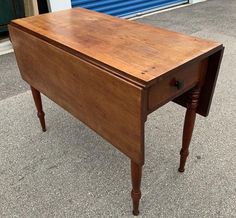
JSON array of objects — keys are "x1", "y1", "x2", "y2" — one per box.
[{"x1": 148, "y1": 60, "x2": 208, "y2": 113}]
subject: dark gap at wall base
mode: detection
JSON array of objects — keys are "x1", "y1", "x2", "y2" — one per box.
[{"x1": 37, "y1": 0, "x2": 49, "y2": 14}]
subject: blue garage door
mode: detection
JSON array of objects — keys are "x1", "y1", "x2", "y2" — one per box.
[{"x1": 71, "y1": 0, "x2": 188, "y2": 17}]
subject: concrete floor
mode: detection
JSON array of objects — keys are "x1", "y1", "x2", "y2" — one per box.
[{"x1": 0, "y1": 0, "x2": 236, "y2": 217}]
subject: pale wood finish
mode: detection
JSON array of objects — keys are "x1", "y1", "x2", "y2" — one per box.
[
  {"x1": 23, "y1": 0, "x2": 39, "y2": 16},
  {"x1": 9, "y1": 25, "x2": 146, "y2": 165}
]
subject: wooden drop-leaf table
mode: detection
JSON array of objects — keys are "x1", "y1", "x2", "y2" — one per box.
[{"x1": 9, "y1": 8, "x2": 224, "y2": 216}]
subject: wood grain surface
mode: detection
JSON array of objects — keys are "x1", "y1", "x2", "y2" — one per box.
[
  {"x1": 173, "y1": 50, "x2": 223, "y2": 117},
  {"x1": 148, "y1": 60, "x2": 206, "y2": 113},
  {"x1": 9, "y1": 25, "x2": 146, "y2": 165},
  {"x1": 9, "y1": 8, "x2": 224, "y2": 215},
  {"x1": 10, "y1": 8, "x2": 222, "y2": 87}
]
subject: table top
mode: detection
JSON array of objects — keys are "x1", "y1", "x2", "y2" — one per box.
[{"x1": 11, "y1": 8, "x2": 222, "y2": 87}]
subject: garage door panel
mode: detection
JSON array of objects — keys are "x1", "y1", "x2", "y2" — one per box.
[{"x1": 72, "y1": 0, "x2": 188, "y2": 17}]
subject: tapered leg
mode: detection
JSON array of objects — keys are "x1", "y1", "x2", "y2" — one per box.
[
  {"x1": 30, "y1": 86, "x2": 46, "y2": 132},
  {"x1": 178, "y1": 87, "x2": 200, "y2": 172},
  {"x1": 131, "y1": 161, "x2": 142, "y2": 216}
]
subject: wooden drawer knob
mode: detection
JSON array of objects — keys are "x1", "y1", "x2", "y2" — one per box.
[{"x1": 174, "y1": 80, "x2": 184, "y2": 90}]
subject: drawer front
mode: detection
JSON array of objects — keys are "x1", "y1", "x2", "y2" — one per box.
[{"x1": 148, "y1": 60, "x2": 207, "y2": 113}]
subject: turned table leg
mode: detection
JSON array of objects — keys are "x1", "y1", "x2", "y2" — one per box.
[
  {"x1": 178, "y1": 87, "x2": 200, "y2": 172},
  {"x1": 131, "y1": 161, "x2": 142, "y2": 216},
  {"x1": 30, "y1": 86, "x2": 46, "y2": 132}
]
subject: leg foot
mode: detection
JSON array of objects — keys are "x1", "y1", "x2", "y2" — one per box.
[
  {"x1": 133, "y1": 210, "x2": 139, "y2": 216},
  {"x1": 31, "y1": 86, "x2": 46, "y2": 132},
  {"x1": 178, "y1": 87, "x2": 200, "y2": 172},
  {"x1": 178, "y1": 149, "x2": 189, "y2": 173},
  {"x1": 37, "y1": 111, "x2": 46, "y2": 132},
  {"x1": 131, "y1": 161, "x2": 142, "y2": 216},
  {"x1": 178, "y1": 168, "x2": 185, "y2": 173}
]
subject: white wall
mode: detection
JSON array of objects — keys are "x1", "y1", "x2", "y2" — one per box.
[
  {"x1": 0, "y1": 39, "x2": 13, "y2": 56},
  {"x1": 189, "y1": 0, "x2": 206, "y2": 3},
  {"x1": 47, "y1": 0, "x2": 71, "y2": 12}
]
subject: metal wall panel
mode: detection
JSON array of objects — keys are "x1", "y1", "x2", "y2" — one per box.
[{"x1": 71, "y1": 0, "x2": 188, "y2": 17}]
